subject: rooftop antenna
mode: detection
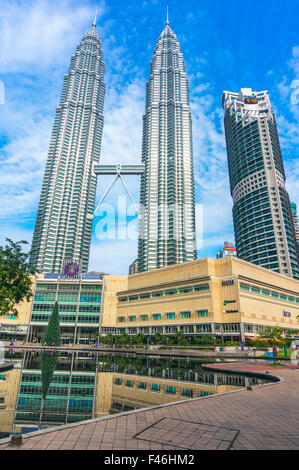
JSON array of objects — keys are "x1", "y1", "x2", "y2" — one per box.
[
  {"x1": 166, "y1": 5, "x2": 169, "y2": 25},
  {"x1": 92, "y1": 7, "x2": 98, "y2": 28}
]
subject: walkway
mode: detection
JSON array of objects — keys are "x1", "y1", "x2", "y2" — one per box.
[
  {"x1": 0, "y1": 362, "x2": 298, "y2": 450},
  {"x1": 3, "y1": 341, "x2": 262, "y2": 359}
]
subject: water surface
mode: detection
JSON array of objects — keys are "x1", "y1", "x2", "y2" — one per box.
[{"x1": 0, "y1": 350, "x2": 270, "y2": 440}]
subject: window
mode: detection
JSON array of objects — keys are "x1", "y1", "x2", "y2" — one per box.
[
  {"x1": 166, "y1": 312, "x2": 175, "y2": 320},
  {"x1": 152, "y1": 292, "x2": 163, "y2": 298},
  {"x1": 182, "y1": 388, "x2": 193, "y2": 398},
  {"x1": 129, "y1": 316, "x2": 136, "y2": 322},
  {"x1": 200, "y1": 390, "x2": 212, "y2": 397},
  {"x1": 128, "y1": 295, "x2": 138, "y2": 301},
  {"x1": 117, "y1": 317, "x2": 125, "y2": 323},
  {"x1": 251, "y1": 287, "x2": 260, "y2": 294},
  {"x1": 5, "y1": 314, "x2": 16, "y2": 320},
  {"x1": 240, "y1": 284, "x2": 250, "y2": 291},
  {"x1": 151, "y1": 384, "x2": 160, "y2": 393},
  {"x1": 140, "y1": 314, "x2": 148, "y2": 321},
  {"x1": 166, "y1": 386, "x2": 176, "y2": 395},
  {"x1": 261, "y1": 290, "x2": 270, "y2": 296},
  {"x1": 138, "y1": 382, "x2": 146, "y2": 390},
  {"x1": 153, "y1": 314, "x2": 161, "y2": 321},
  {"x1": 140, "y1": 293, "x2": 150, "y2": 299},
  {"x1": 165, "y1": 290, "x2": 177, "y2": 296},
  {"x1": 271, "y1": 292, "x2": 279, "y2": 298},
  {"x1": 125, "y1": 380, "x2": 133, "y2": 388},
  {"x1": 197, "y1": 309, "x2": 208, "y2": 318},
  {"x1": 114, "y1": 378, "x2": 122, "y2": 386},
  {"x1": 194, "y1": 284, "x2": 209, "y2": 292},
  {"x1": 179, "y1": 287, "x2": 193, "y2": 294},
  {"x1": 181, "y1": 311, "x2": 191, "y2": 319},
  {"x1": 80, "y1": 295, "x2": 101, "y2": 303}
]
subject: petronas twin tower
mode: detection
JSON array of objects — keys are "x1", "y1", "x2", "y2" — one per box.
[
  {"x1": 30, "y1": 17, "x2": 105, "y2": 274},
  {"x1": 138, "y1": 19, "x2": 196, "y2": 271},
  {"x1": 30, "y1": 13, "x2": 197, "y2": 274}
]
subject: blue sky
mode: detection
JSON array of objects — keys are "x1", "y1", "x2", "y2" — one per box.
[{"x1": 0, "y1": 0, "x2": 298, "y2": 274}]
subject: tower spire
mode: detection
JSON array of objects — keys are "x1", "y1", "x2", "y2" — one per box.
[
  {"x1": 92, "y1": 7, "x2": 98, "y2": 28},
  {"x1": 166, "y1": 5, "x2": 169, "y2": 25}
]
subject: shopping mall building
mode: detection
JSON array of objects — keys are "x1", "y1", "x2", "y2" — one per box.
[{"x1": 1, "y1": 256, "x2": 299, "y2": 344}]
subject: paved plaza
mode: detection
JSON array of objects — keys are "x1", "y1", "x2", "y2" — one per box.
[{"x1": 0, "y1": 362, "x2": 298, "y2": 450}]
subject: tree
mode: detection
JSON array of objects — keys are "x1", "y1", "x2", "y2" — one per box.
[
  {"x1": 43, "y1": 302, "x2": 61, "y2": 346},
  {"x1": 154, "y1": 332, "x2": 163, "y2": 345},
  {"x1": 257, "y1": 326, "x2": 285, "y2": 353},
  {"x1": 102, "y1": 333, "x2": 114, "y2": 345},
  {"x1": 174, "y1": 330, "x2": 187, "y2": 346},
  {"x1": 0, "y1": 238, "x2": 35, "y2": 317},
  {"x1": 195, "y1": 334, "x2": 215, "y2": 346},
  {"x1": 41, "y1": 350, "x2": 60, "y2": 399},
  {"x1": 134, "y1": 333, "x2": 145, "y2": 346},
  {"x1": 116, "y1": 333, "x2": 130, "y2": 345}
]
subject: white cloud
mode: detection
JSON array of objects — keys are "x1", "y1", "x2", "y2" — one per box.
[
  {"x1": 0, "y1": 224, "x2": 33, "y2": 249},
  {"x1": 190, "y1": 93, "x2": 235, "y2": 256},
  {"x1": 100, "y1": 80, "x2": 144, "y2": 165},
  {"x1": 275, "y1": 45, "x2": 299, "y2": 207},
  {"x1": 0, "y1": 109, "x2": 52, "y2": 218},
  {"x1": 0, "y1": 0, "x2": 106, "y2": 74},
  {"x1": 89, "y1": 238, "x2": 137, "y2": 274},
  {"x1": 0, "y1": 1, "x2": 237, "y2": 271}
]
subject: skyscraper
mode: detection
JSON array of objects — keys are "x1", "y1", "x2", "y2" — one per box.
[
  {"x1": 30, "y1": 15, "x2": 105, "y2": 273},
  {"x1": 290, "y1": 202, "x2": 299, "y2": 263},
  {"x1": 223, "y1": 88, "x2": 299, "y2": 279},
  {"x1": 137, "y1": 16, "x2": 197, "y2": 272}
]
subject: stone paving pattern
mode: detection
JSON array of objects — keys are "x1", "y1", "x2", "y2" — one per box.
[
  {"x1": 0, "y1": 362, "x2": 298, "y2": 450},
  {"x1": 134, "y1": 418, "x2": 239, "y2": 450}
]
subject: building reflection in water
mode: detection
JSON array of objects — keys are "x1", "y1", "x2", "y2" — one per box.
[{"x1": 0, "y1": 351, "x2": 266, "y2": 438}]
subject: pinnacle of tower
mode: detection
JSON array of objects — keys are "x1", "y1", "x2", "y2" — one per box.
[
  {"x1": 166, "y1": 5, "x2": 169, "y2": 25},
  {"x1": 84, "y1": 7, "x2": 100, "y2": 39},
  {"x1": 160, "y1": 6, "x2": 176, "y2": 39},
  {"x1": 92, "y1": 7, "x2": 98, "y2": 28}
]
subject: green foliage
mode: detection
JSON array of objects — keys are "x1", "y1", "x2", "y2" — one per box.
[
  {"x1": 258, "y1": 326, "x2": 286, "y2": 349},
  {"x1": 134, "y1": 332, "x2": 145, "y2": 345},
  {"x1": 245, "y1": 338, "x2": 270, "y2": 348},
  {"x1": 194, "y1": 335, "x2": 215, "y2": 346},
  {"x1": 116, "y1": 333, "x2": 130, "y2": 345},
  {"x1": 43, "y1": 302, "x2": 61, "y2": 346},
  {"x1": 40, "y1": 350, "x2": 60, "y2": 399},
  {"x1": 0, "y1": 238, "x2": 35, "y2": 317},
  {"x1": 154, "y1": 332, "x2": 164, "y2": 345},
  {"x1": 173, "y1": 330, "x2": 188, "y2": 346},
  {"x1": 102, "y1": 333, "x2": 114, "y2": 345},
  {"x1": 224, "y1": 341, "x2": 241, "y2": 346},
  {"x1": 92, "y1": 330, "x2": 99, "y2": 341}
]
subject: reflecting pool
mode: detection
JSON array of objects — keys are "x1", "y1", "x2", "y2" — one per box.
[{"x1": 0, "y1": 350, "x2": 271, "y2": 440}]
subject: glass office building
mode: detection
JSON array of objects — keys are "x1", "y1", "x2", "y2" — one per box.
[
  {"x1": 290, "y1": 202, "x2": 299, "y2": 264},
  {"x1": 222, "y1": 88, "x2": 299, "y2": 279},
  {"x1": 30, "y1": 18, "x2": 105, "y2": 273},
  {"x1": 27, "y1": 276, "x2": 102, "y2": 345},
  {"x1": 137, "y1": 18, "x2": 197, "y2": 272}
]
